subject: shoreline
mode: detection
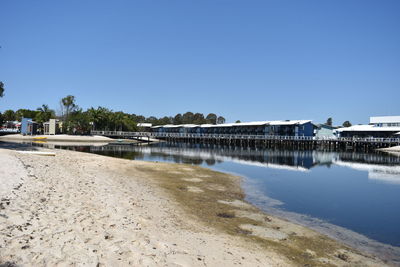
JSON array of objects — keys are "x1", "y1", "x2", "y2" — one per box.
[
  {"x1": 0, "y1": 147, "x2": 390, "y2": 266},
  {"x1": 0, "y1": 134, "x2": 114, "y2": 142},
  {"x1": 0, "y1": 134, "x2": 160, "y2": 147}
]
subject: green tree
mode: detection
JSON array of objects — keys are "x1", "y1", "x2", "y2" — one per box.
[
  {"x1": 193, "y1": 113, "x2": 206, "y2": 125},
  {"x1": 205, "y1": 113, "x2": 217, "y2": 124},
  {"x1": 112, "y1": 111, "x2": 126, "y2": 131},
  {"x1": 35, "y1": 104, "x2": 55, "y2": 124},
  {"x1": 66, "y1": 109, "x2": 91, "y2": 134},
  {"x1": 159, "y1": 116, "x2": 173, "y2": 125},
  {"x1": 173, "y1": 113, "x2": 183, "y2": 125},
  {"x1": 61, "y1": 95, "x2": 77, "y2": 121},
  {"x1": 182, "y1": 112, "x2": 194, "y2": 124},
  {"x1": 15, "y1": 109, "x2": 38, "y2": 121},
  {"x1": 342, "y1": 121, "x2": 352, "y2": 127},
  {"x1": 145, "y1": 116, "x2": 159, "y2": 125},
  {"x1": 235, "y1": 120, "x2": 241, "y2": 123},
  {"x1": 122, "y1": 114, "x2": 138, "y2": 131},
  {"x1": 3, "y1": 110, "x2": 16, "y2": 121},
  {"x1": 217, "y1": 116, "x2": 226, "y2": 124},
  {"x1": 87, "y1": 106, "x2": 113, "y2": 130},
  {"x1": 0, "y1": 81, "x2": 4, "y2": 98},
  {"x1": 133, "y1": 114, "x2": 145, "y2": 123},
  {"x1": 0, "y1": 112, "x2": 4, "y2": 125},
  {"x1": 326, "y1": 117, "x2": 333, "y2": 126}
]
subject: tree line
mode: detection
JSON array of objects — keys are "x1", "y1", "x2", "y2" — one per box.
[
  {"x1": 0, "y1": 94, "x2": 226, "y2": 134},
  {"x1": 0, "y1": 82, "x2": 354, "y2": 134}
]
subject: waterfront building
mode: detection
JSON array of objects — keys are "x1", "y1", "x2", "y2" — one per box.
[
  {"x1": 151, "y1": 120, "x2": 315, "y2": 137},
  {"x1": 314, "y1": 124, "x2": 337, "y2": 138},
  {"x1": 335, "y1": 116, "x2": 400, "y2": 138}
]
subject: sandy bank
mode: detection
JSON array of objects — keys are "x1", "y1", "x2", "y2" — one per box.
[
  {"x1": 0, "y1": 134, "x2": 114, "y2": 142},
  {"x1": 0, "y1": 148, "x2": 388, "y2": 266}
]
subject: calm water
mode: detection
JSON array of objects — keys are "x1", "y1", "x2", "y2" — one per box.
[{"x1": 31, "y1": 142, "x2": 400, "y2": 261}]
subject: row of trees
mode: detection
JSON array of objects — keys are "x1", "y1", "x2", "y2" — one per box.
[
  {"x1": 0, "y1": 105, "x2": 56, "y2": 130},
  {"x1": 1, "y1": 86, "x2": 356, "y2": 135},
  {"x1": 0, "y1": 94, "x2": 227, "y2": 134}
]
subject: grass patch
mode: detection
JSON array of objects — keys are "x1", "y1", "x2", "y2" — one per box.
[{"x1": 134, "y1": 162, "x2": 365, "y2": 266}]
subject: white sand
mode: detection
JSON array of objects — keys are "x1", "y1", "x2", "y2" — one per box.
[
  {"x1": 0, "y1": 148, "x2": 290, "y2": 266},
  {"x1": 0, "y1": 152, "x2": 27, "y2": 199}
]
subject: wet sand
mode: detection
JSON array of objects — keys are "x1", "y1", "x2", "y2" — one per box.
[{"x1": 0, "y1": 148, "x2": 389, "y2": 266}]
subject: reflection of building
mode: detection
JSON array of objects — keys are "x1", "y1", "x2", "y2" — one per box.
[
  {"x1": 90, "y1": 143, "x2": 400, "y2": 178},
  {"x1": 44, "y1": 119, "x2": 60, "y2": 135},
  {"x1": 336, "y1": 116, "x2": 400, "y2": 138},
  {"x1": 334, "y1": 161, "x2": 400, "y2": 185},
  {"x1": 21, "y1": 118, "x2": 38, "y2": 135},
  {"x1": 151, "y1": 120, "x2": 315, "y2": 137}
]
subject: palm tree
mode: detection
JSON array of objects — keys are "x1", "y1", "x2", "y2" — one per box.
[
  {"x1": 61, "y1": 95, "x2": 76, "y2": 121},
  {"x1": 36, "y1": 104, "x2": 54, "y2": 123},
  {"x1": 35, "y1": 104, "x2": 55, "y2": 133},
  {"x1": 112, "y1": 112, "x2": 125, "y2": 131},
  {"x1": 87, "y1": 107, "x2": 113, "y2": 130}
]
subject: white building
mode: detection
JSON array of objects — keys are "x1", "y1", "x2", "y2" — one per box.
[{"x1": 335, "y1": 116, "x2": 400, "y2": 138}]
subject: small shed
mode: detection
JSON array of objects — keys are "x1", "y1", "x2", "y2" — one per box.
[
  {"x1": 44, "y1": 119, "x2": 60, "y2": 135},
  {"x1": 21, "y1": 118, "x2": 38, "y2": 135}
]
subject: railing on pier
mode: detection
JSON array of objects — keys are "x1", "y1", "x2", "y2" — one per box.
[{"x1": 91, "y1": 131, "x2": 400, "y2": 144}]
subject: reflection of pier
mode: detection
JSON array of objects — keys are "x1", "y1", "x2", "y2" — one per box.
[
  {"x1": 91, "y1": 131, "x2": 400, "y2": 152},
  {"x1": 90, "y1": 143, "x2": 400, "y2": 173},
  {"x1": 91, "y1": 144, "x2": 316, "y2": 171},
  {"x1": 338, "y1": 152, "x2": 400, "y2": 165}
]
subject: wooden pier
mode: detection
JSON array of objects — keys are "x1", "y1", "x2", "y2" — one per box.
[{"x1": 91, "y1": 131, "x2": 400, "y2": 152}]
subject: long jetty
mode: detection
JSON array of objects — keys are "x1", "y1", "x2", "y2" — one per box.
[{"x1": 91, "y1": 131, "x2": 400, "y2": 151}]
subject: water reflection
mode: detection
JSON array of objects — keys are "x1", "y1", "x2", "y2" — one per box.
[{"x1": 88, "y1": 143, "x2": 400, "y2": 184}]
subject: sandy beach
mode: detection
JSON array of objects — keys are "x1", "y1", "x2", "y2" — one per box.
[
  {"x1": 0, "y1": 134, "x2": 114, "y2": 142},
  {"x1": 0, "y1": 147, "x2": 389, "y2": 266}
]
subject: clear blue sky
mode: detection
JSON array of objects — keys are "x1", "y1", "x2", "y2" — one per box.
[{"x1": 0, "y1": 0, "x2": 399, "y2": 125}]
